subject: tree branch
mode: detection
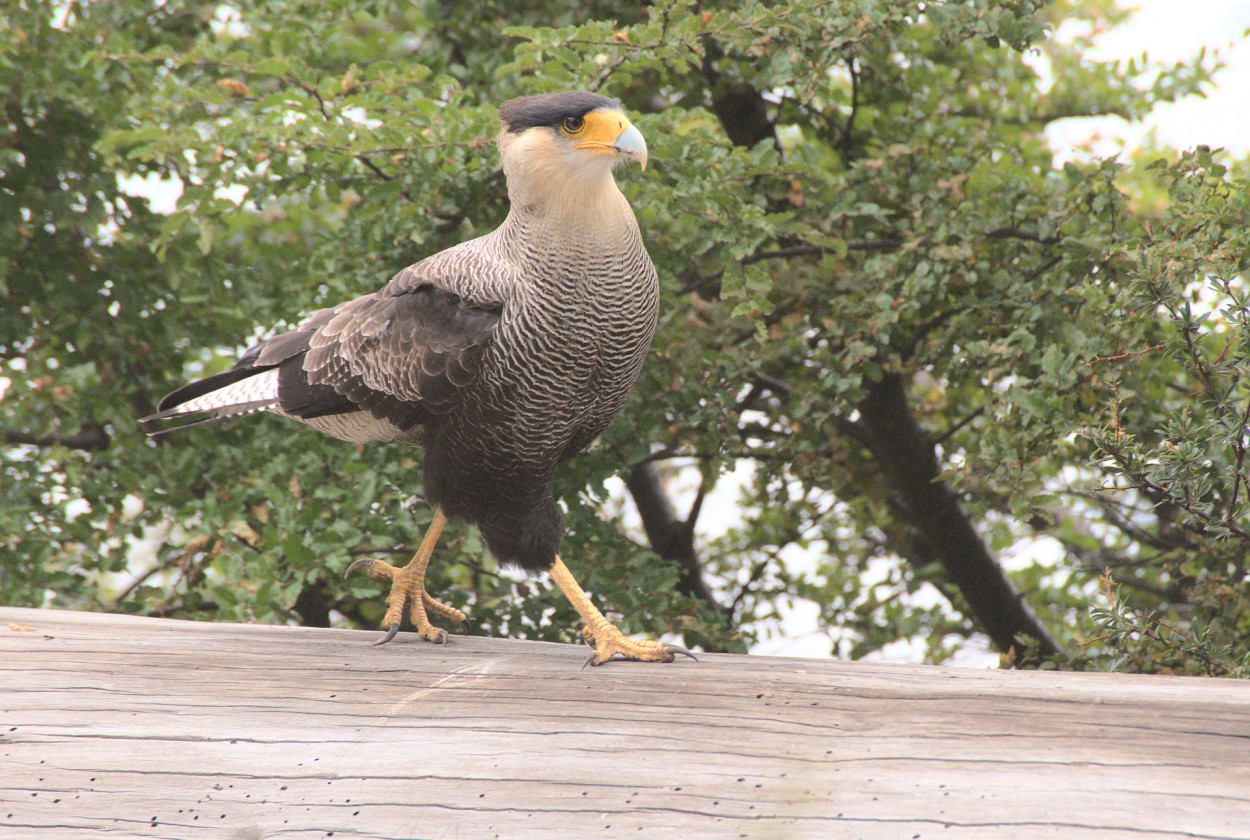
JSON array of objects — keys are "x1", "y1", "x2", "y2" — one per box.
[
  {"x1": 4, "y1": 425, "x2": 110, "y2": 452},
  {"x1": 986, "y1": 227, "x2": 1060, "y2": 246},
  {"x1": 625, "y1": 462, "x2": 730, "y2": 627},
  {"x1": 680, "y1": 226, "x2": 1058, "y2": 298}
]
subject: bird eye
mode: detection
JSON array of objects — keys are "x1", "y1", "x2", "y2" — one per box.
[{"x1": 561, "y1": 116, "x2": 585, "y2": 134}]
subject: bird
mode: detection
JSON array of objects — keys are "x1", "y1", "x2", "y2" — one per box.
[{"x1": 143, "y1": 91, "x2": 694, "y2": 666}]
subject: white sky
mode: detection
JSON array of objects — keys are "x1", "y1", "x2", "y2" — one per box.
[{"x1": 1047, "y1": 0, "x2": 1250, "y2": 160}]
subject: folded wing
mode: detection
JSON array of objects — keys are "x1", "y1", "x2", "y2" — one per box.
[{"x1": 146, "y1": 266, "x2": 504, "y2": 442}]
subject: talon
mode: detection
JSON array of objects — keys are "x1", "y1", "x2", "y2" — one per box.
[
  {"x1": 372, "y1": 623, "x2": 400, "y2": 646},
  {"x1": 583, "y1": 649, "x2": 624, "y2": 670},
  {"x1": 665, "y1": 644, "x2": 699, "y2": 662},
  {"x1": 347, "y1": 556, "x2": 398, "y2": 582},
  {"x1": 345, "y1": 557, "x2": 374, "y2": 578}
]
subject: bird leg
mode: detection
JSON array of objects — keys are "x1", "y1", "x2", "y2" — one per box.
[
  {"x1": 548, "y1": 556, "x2": 696, "y2": 666},
  {"x1": 345, "y1": 508, "x2": 465, "y2": 645}
]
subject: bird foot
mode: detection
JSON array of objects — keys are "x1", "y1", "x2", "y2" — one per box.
[
  {"x1": 345, "y1": 556, "x2": 465, "y2": 646},
  {"x1": 580, "y1": 623, "x2": 699, "y2": 668},
  {"x1": 546, "y1": 555, "x2": 696, "y2": 668}
]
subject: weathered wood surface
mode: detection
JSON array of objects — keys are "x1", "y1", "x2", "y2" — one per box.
[{"x1": 1, "y1": 607, "x2": 1248, "y2": 840}]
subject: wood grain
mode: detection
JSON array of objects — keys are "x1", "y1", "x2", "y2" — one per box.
[{"x1": 2, "y1": 606, "x2": 1248, "y2": 839}]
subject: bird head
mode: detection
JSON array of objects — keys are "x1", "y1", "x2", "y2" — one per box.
[{"x1": 496, "y1": 91, "x2": 648, "y2": 212}]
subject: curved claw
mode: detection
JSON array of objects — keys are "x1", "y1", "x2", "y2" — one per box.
[
  {"x1": 345, "y1": 557, "x2": 374, "y2": 579},
  {"x1": 665, "y1": 644, "x2": 700, "y2": 662},
  {"x1": 428, "y1": 627, "x2": 449, "y2": 645},
  {"x1": 582, "y1": 651, "x2": 622, "y2": 671},
  {"x1": 371, "y1": 623, "x2": 400, "y2": 647}
]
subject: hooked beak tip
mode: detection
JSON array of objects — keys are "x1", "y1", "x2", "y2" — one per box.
[{"x1": 613, "y1": 123, "x2": 648, "y2": 171}]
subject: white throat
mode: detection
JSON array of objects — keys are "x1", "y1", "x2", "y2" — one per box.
[{"x1": 497, "y1": 128, "x2": 630, "y2": 226}]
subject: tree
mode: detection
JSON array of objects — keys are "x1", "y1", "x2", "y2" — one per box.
[{"x1": 3, "y1": 0, "x2": 1246, "y2": 675}]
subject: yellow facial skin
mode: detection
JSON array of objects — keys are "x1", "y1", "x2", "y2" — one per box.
[{"x1": 562, "y1": 110, "x2": 648, "y2": 170}]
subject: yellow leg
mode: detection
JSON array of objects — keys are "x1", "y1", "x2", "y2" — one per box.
[
  {"x1": 345, "y1": 508, "x2": 466, "y2": 645},
  {"x1": 548, "y1": 555, "x2": 696, "y2": 666}
]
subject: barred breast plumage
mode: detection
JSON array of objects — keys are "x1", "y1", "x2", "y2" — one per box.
[{"x1": 400, "y1": 185, "x2": 659, "y2": 567}]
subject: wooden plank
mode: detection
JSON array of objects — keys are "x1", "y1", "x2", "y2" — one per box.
[{"x1": 1, "y1": 606, "x2": 1248, "y2": 839}]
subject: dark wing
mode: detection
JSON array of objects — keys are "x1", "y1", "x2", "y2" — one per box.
[
  {"x1": 149, "y1": 266, "x2": 504, "y2": 434},
  {"x1": 291, "y1": 278, "x2": 502, "y2": 430}
]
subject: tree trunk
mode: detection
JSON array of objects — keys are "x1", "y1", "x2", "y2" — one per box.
[
  {"x1": 854, "y1": 371, "x2": 1062, "y2": 657},
  {"x1": 625, "y1": 462, "x2": 726, "y2": 619}
]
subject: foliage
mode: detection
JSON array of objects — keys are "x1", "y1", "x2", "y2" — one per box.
[
  {"x1": 1083, "y1": 573, "x2": 1250, "y2": 678},
  {"x1": 2, "y1": 0, "x2": 1245, "y2": 674},
  {"x1": 1071, "y1": 148, "x2": 1250, "y2": 676}
]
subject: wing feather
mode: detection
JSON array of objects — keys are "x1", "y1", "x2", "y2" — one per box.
[{"x1": 292, "y1": 257, "x2": 508, "y2": 429}]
